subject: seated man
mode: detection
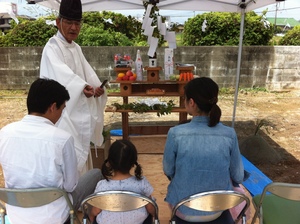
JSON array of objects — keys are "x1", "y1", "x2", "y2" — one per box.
[{"x1": 0, "y1": 78, "x2": 102, "y2": 224}]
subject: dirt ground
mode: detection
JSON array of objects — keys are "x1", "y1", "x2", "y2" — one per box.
[{"x1": 0, "y1": 88, "x2": 300, "y2": 186}]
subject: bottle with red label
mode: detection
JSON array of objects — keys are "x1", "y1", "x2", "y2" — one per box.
[{"x1": 114, "y1": 54, "x2": 121, "y2": 67}]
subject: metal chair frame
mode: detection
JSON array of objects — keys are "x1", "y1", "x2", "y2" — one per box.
[
  {"x1": 251, "y1": 182, "x2": 300, "y2": 224},
  {"x1": 170, "y1": 190, "x2": 250, "y2": 224},
  {"x1": 81, "y1": 190, "x2": 159, "y2": 224},
  {"x1": 0, "y1": 187, "x2": 80, "y2": 224}
]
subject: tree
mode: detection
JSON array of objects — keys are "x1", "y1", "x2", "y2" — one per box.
[
  {"x1": 182, "y1": 11, "x2": 274, "y2": 46},
  {"x1": 0, "y1": 17, "x2": 57, "y2": 47},
  {"x1": 76, "y1": 24, "x2": 132, "y2": 46},
  {"x1": 0, "y1": 12, "x2": 143, "y2": 47},
  {"x1": 142, "y1": 2, "x2": 167, "y2": 46},
  {"x1": 82, "y1": 11, "x2": 144, "y2": 42},
  {"x1": 279, "y1": 25, "x2": 300, "y2": 45}
]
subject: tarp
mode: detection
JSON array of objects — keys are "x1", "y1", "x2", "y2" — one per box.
[
  {"x1": 31, "y1": 0, "x2": 286, "y2": 126},
  {"x1": 33, "y1": 0, "x2": 283, "y2": 13}
]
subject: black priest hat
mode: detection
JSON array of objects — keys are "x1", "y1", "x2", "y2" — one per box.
[{"x1": 59, "y1": 0, "x2": 82, "y2": 21}]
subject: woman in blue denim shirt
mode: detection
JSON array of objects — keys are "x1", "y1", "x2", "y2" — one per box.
[{"x1": 163, "y1": 77, "x2": 244, "y2": 222}]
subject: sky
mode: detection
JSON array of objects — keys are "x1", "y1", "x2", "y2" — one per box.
[
  {"x1": 1, "y1": 0, "x2": 300, "y2": 24},
  {"x1": 115, "y1": 0, "x2": 300, "y2": 24}
]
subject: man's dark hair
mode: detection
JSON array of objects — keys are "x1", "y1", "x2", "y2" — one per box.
[{"x1": 27, "y1": 78, "x2": 70, "y2": 114}]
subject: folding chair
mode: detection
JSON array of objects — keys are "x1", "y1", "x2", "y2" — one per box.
[
  {"x1": 170, "y1": 190, "x2": 250, "y2": 224},
  {"x1": 251, "y1": 182, "x2": 300, "y2": 224},
  {"x1": 0, "y1": 187, "x2": 80, "y2": 224},
  {"x1": 81, "y1": 190, "x2": 159, "y2": 224}
]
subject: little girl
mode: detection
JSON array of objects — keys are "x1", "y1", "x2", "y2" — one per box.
[{"x1": 89, "y1": 139, "x2": 155, "y2": 224}]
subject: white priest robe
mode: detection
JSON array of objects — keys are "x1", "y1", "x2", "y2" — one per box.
[{"x1": 40, "y1": 31, "x2": 107, "y2": 174}]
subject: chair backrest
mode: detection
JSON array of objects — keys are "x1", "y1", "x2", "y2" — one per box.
[
  {"x1": 263, "y1": 182, "x2": 300, "y2": 201},
  {"x1": 0, "y1": 187, "x2": 71, "y2": 208},
  {"x1": 251, "y1": 182, "x2": 300, "y2": 224},
  {"x1": 0, "y1": 187, "x2": 78, "y2": 224},
  {"x1": 171, "y1": 190, "x2": 250, "y2": 222},
  {"x1": 81, "y1": 190, "x2": 159, "y2": 222}
]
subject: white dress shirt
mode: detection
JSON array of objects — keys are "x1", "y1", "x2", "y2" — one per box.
[{"x1": 0, "y1": 115, "x2": 79, "y2": 224}]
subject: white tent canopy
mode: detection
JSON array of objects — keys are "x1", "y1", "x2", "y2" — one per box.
[
  {"x1": 32, "y1": 0, "x2": 284, "y2": 13},
  {"x1": 30, "y1": 0, "x2": 286, "y2": 126}
]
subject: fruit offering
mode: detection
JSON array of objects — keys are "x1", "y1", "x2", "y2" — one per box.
[
  {"x1": 116, "y1": 70, "x2": 137, "y2": 81},
  {"x1": 179, "y1": 72, "x2": 194, "y2": 81},
  {"x1": 169, "y1": 74, "x2": 180, "y2": 81},
  {"x1": 169, "y1": 72, "x2": 194, "y2": 81},
  {"x1": 147, "y1": 88, "x2": 165, "y2": 93},
  {"x1": 146, "y1": 88, "x2": 165, "y2": 95}
]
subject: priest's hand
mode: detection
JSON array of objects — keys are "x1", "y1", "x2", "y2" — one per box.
[
  {"x1": 94, "y1": 86, "x2": 105, "y2": 98},
  {"x1": 83, "y1": 85, "x2": 95, "y2": 98}
]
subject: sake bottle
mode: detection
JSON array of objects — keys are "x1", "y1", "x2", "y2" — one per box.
[
  {"x1": 149, "y1": 52, "x2": 157, "y2": 67},
  {"x1": 135, "y1": 49, "x2": 143, "y2": 81}
]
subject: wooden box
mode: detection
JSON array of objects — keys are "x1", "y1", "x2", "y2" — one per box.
[
  {"x1": 91, "y1": 134, "x2": 111, "y2": 169},
  {"x1": 176, "y1": 66, "x2": 194, "y2": 74},
  {"x1": 144, "y1": 66, "x2": 162, "y2": 82},
  {"x1": 120, "y1": 82, "x2": 132, "y2": 96}
]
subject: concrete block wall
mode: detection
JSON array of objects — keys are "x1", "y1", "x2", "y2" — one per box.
[
  {"x1": 0, "y1": 46, "x2": 299, "y2": 90},
  {"x1": 0, "y1": 47, "x2": 43, "y2": 89}
]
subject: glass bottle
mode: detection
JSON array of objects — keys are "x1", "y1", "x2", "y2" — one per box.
[
  {"x1": 149, "y1": 52, "x2": 157, "y2": 67},
  {"x1": 135, "y1": 50, "x2": 143, "y2": 81}
]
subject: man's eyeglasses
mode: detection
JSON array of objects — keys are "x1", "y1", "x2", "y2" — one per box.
[{"x1": 62, "y1": 19, "x2": 82, "y2": 27}]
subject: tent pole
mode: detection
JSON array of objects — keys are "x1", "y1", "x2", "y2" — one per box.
[{"x1": 232, "y1": 8, "x2": 245, "y2": 128}]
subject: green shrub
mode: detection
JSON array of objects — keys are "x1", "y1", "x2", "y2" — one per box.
[
  {"x1": 0, "y1": 18, "x2": 56, "y2": 47},
  {"x1": 279, "y1": 25, "x2": 300, "y2": 45},
  {"x1": 76, "y1": 24, "x2": 133, "y2": 46},
  {"x1": 0, "y1": 12, "x2": 141, "y2": 47},
  {"x1": 182, "y1": 11, "x2": 273, "y2": 46}
]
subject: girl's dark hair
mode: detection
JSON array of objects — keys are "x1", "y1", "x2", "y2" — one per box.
[
  {"x1": 101, "y1": 139, "x2": 142, "y2": 181},
  {"x1": 184, "y1": 77, "x2": 221, "y2": 127}
]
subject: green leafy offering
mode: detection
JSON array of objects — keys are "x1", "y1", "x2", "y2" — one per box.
[
  {"x1": 169, "y1": 75, "x2": 180, "y2": 81},
  {"x1": 112, "y1": 100, "x2": 175, "y2": 117}
]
